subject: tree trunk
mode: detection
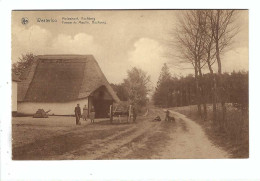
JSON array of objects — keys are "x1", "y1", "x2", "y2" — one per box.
[
  {"x1": 205, "y1": 31, "x2": 217, "y2": 122},
  {"x1": 212, "y1": 75, "x2": 217, "y2": 122},
  {"x1": 215, "y1": 10, "x2": 227, "y2": 124},
  {"x1": 198, "y1": 67, "x2": 207, "y2": 121},
  {"x1": 188, "y1": 85, "x2": 191, "y2": 105},
  {"x1": 208, "y1": 61, "x2": 217, "y2": 122},
  {"x1": 202, "y1": 86, "x2": 207, "y2": 121},
  {"x1": 180, "y1": 89, "x2": 183, "y2": 107},
  {"x1": 194, "y1": 67, "x2": 202, "y2": 117},
  {"x1": 216, "y1": 37, "x2": 226, "y2": 124}
]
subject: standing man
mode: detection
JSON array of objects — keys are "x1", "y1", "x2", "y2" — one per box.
[
  {"x1": 74, "y1": 104, "x2": 81, "y2": 125},
  {"x1": 132, "y1": 106, "x2": 137, "y2": 123}
]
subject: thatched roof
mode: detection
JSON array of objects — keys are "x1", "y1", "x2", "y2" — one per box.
[{"x1": 17, "y1": 55, "x2": 120, "y2": 103}]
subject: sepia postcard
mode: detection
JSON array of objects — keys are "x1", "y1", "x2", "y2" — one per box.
[{"x1": 11, "y1": 9, "x2": 249, "y2": 160}]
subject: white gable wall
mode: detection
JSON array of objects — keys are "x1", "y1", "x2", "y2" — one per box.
[
  {"x1": 12, "y1": 81, "x2": 18, "y2": 112},
  {"x1": 18, "y1": 98, "x2": 88, "y2": 115}
]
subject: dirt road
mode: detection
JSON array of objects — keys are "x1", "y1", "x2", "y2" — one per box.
[
  {"x1": 12, "y1": 108, "x2": 229, "y2": 160},
  {"x1": 153, "y1": 110, "x2": 230, "y2": 159}
]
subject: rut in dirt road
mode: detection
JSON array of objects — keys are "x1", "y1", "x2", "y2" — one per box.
[
  {"x1": 152, "y1": 110, "x2": 230, "y2": 159},
  {"x1": 70, "y1": 108, "x2": 173, "y2": 160},
  {"x1": 79, "y1": 109, "x2": 169, "y2": 159}
]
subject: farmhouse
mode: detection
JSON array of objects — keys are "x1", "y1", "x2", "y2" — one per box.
[{"x1": 17, "y1": 55, "x2": 120, "y2": 118}]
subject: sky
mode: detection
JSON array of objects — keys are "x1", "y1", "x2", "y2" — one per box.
[{"x1": 12, "y1": 10, "x2": 248, "y2": 89}]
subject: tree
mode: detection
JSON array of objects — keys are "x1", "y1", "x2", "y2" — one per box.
[
  {"x1": 12, "y1": 53, "x2": 35, "y2": 79},
  {"x1": 208, "y1": 10, "x2": 239, "y2": 122},
  {"x1": 174, "y1": 10, "x2": 208, "y2": 118},
  {"x1": 227, "y1": 71, "x2": 248, "y2": 111},
  {"x1": 173, "y1": 10, "x2": 240, "y2": 122},
  {"x1": 153, "y1": 63, "x2": 172, "y2": 107},
  {"x1": 123, "y1": 67, "x2": 151, "y2": 108},
  {"x1": 110, "y1": 83, "x2": 129, "y2": 101},
  {"x1": 201, "y1": 10, "x2": 218, "y2": 121}
]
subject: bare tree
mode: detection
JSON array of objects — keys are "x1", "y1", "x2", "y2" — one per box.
[
  {"x1": 208, "y1": 10, "x2": 239, "y2": 122},
  {"x1": 174, "y1": 10, "x2": 239, "y2": 122},
  {"x1": 174, "y1": 10, "x2": 208, "y2": 119},
  {"x1": 201, "y1": 10, "x2": 218, "y2": 121}
]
